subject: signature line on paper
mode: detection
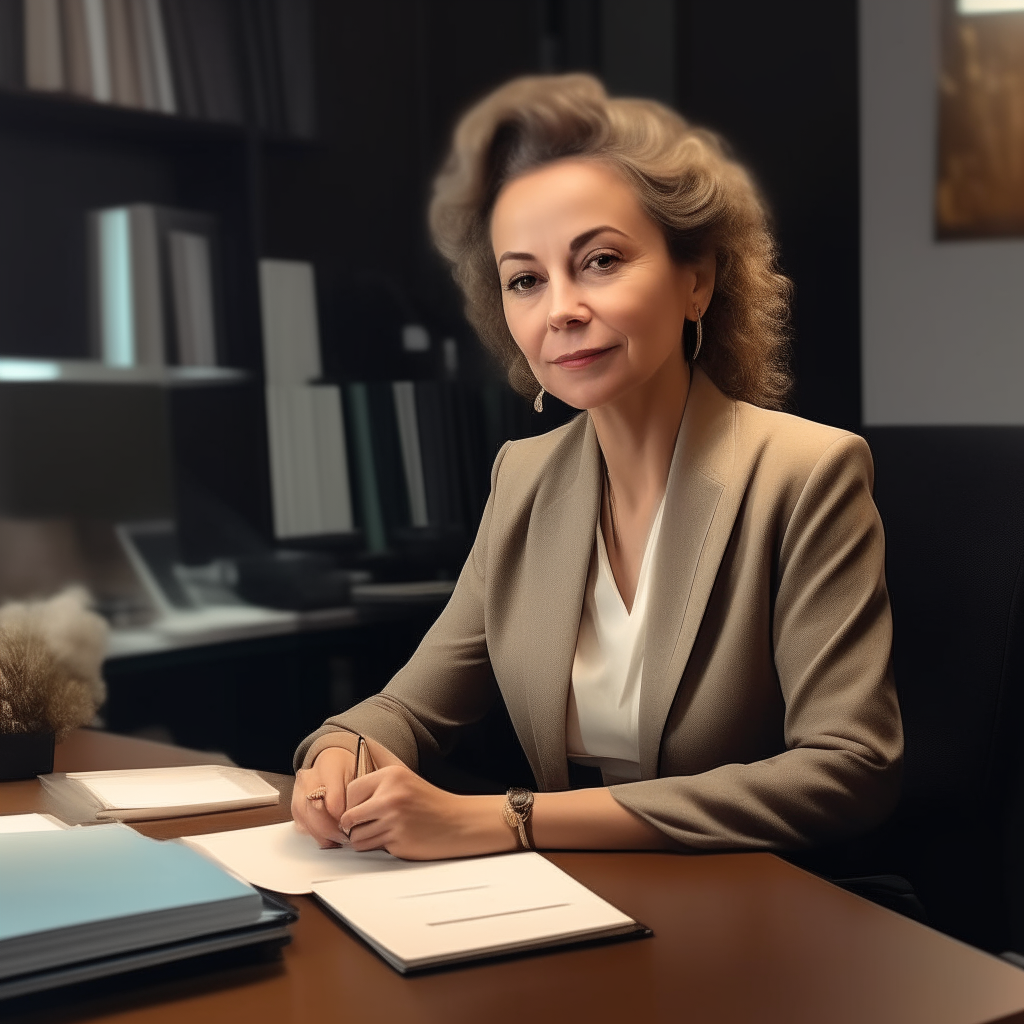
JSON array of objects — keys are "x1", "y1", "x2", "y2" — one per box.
[
  {"x1": 400, "y1": 885, "x2": 491, "y2": 899},
  {"x1": 427, "y1": 903, "x2": 572, "y2": 927}
]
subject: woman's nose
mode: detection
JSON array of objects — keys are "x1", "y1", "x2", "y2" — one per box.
[{"x1": 546, "y1": 279, "x2": 590, "y2": 332}]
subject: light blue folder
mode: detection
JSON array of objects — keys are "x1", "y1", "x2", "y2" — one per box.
[{"x1": 0, "y1": 824, "x2": 263, "y2": 981}]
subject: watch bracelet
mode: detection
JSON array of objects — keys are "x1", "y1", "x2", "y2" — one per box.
[{"x1": 502, "y1": 788, "x2": 534, "y2": 850}]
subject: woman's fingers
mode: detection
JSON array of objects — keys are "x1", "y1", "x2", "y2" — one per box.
[
  {"x1": 339, "y1": 768, "x2": 390, "y2": 835},
  {"x1": 300, "y1": 759, "x2": 464, "y2": 860},
  {"x1": 290, "y1": 766, "x2": 315, "y2": 825},
  {"x1": 292, "y1": 748, "x2": 357, "y2": 847},
  {"x1": 347, "y1": 819, "x2": 390, "y2": 852},
  {"x1": 305, "y1": 798, "x2": 350, "y2": 847}
]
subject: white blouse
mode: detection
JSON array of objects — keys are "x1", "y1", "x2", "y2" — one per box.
[{"x1": 565, "y1": 492, "x2": 667, "y2": 785}]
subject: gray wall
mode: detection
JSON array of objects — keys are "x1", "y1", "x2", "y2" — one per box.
[{"x1": 861, "y1": 0, "x2": 1024, "y2": 424}]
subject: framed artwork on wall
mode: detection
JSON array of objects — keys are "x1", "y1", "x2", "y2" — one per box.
[{"x1": 937, "y1": 0, "x2": 1024, "y2": 238}]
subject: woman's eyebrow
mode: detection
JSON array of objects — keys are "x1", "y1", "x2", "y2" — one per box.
[
  {"x1": 569, "y1": 225, "x2": 627, "y2": 253},
  {"x1": 497, "y1": 250, "x2": 533, "y2": 266},
  {"x1": 497, "y1": 226, "x2": 628, "y2": 267}
]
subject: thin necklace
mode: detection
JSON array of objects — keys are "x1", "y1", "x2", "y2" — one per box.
[{"x1": 602, "y1": 453, "x2": 620, "y2": 549}]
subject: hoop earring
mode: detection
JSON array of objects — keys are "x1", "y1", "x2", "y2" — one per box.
[
  {"x1": 534, "y1": 387, "x2": 544, "y2": 413},
  {"x1": 692, "y1": 306, "x2": 703, "y2": 363}
]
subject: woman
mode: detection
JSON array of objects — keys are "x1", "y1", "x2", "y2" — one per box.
[{"x1": 292, "y1": 74, "x2": 903, "y2": 859}]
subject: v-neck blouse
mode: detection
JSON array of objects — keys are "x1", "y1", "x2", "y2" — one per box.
[{"x1": 565, "y1": 491, "x2": 668, "y2": 785}]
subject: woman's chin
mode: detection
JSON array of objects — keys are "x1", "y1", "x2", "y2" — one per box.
[{"x1": 550, "y1": 387, "x2": 621, "y2": 413}]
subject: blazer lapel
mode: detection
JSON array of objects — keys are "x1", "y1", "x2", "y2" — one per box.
[
  {"x1": 638, "y1": 368, "x2": 742, "y2": 779},
  {"x1": 518, "y1": 416, "x2": 602, "y2": 790}
]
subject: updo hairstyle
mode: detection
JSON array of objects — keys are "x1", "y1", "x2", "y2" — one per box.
[{"x1": 428, "y1": 74, "x2": 793, "y2": 409}]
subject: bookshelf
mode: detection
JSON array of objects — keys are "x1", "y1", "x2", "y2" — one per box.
[
  {"x1": 0, "y1": 0, "x2": 324, "y2": 559},
  {"x1": 0, "y1": 0, "x2": 577, "y2": 774}
]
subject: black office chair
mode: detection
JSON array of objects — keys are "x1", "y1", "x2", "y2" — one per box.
[{"x1": 849, "y1": 427, "x2": 1024, "y2": 952}]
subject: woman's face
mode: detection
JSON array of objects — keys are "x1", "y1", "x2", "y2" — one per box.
[{"x1": 490, "y1": 158, "x2": 712, "y2": 412}]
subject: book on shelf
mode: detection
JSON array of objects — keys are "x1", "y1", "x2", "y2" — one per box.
[
  {"x1": 265, "y1": 384, "x2": 354, "y2": 540},
  {"x1": 105, "y1": 0, "x2": 141, "y2": 109},
  {"x1": 343, "y1": 381, "x2": 388, "y2": 554},
  {"x1": 24, "y1": 0, "x2": 63, "y2": 92},
  {"x1": 338, "y1": 379, "x2": 494, "y2": 555},
  {"x1": 177, "y1": 0, "x2": 243, "y2": 124},
  {"x1": 0, "y1": 824, "x2": 293, "y2": 1001},
  {"x1": 392, "y1": 380, "x2": 429, "y2": 529},
  {"x1": 365, "y1": 381, "x2": 413, "y2": 541},
  {"x1": 84, "y1": 0, "x2": 111, "y2": 101},
  {"x1": 259, "y1": 258, "x2": 354, "y2": 541},
  {"x1": 13, "y1": 0, "x2": 315, "y2": 136},
  {"x1": 167, "y1": 228, "x2": 217, "y2": 366},
  {"x1": 131, "y1": 0, "x2": 174, "y2": 114},
  {"x1": 161, "y1": 0, "x2": 243, "y2": 124},
  {"x1": 316, "y1": 372, "x2": 560, "y2": 562},
  {"x1": 89, "y1": 202, "x2": 223, "y2": 370},
  {"x1": 258, "y1": 258, "x2": 322, "y2": 385}
]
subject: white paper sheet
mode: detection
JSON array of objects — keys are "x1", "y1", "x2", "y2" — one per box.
[
  {"x1": 64, "y1": 766, "x2": 279, "y2": 815},
  {"x1": 0, "y1": 814, "x2": 68, "y2": 834},
  {"x1": 179, "y1": 821, "x2": 408, "y2": 894},
  {"x1": 312, "y1": 852, "x2": 638, "y2": 971}
]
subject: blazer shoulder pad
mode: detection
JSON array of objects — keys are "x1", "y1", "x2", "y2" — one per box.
[{"x1": 493, "y1": 412, "x2": 590, "y2": 497}]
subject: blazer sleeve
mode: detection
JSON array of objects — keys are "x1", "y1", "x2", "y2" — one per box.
[
  {"x1": 293, "y1": 443, "x2": 512, "y2": 772},
  {"x1": 609, "y1": 435, "x2": 903, "y2": 850}
]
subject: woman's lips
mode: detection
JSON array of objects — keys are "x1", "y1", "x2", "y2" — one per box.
[{"x1": 551, "y1": 347, "x2": 613, "y2": 369}]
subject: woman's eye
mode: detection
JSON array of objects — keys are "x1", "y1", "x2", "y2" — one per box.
[
  {"x1": 587, "y1": 253, "x2": 619, "y2": 271},
  {"x1": 507, "y1": 274, "x2": 538, "y2": 293}
]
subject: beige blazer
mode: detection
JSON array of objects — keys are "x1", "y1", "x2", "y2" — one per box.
[{"x1": 296, "y1": 368, "x2": 903, "y2": 851}]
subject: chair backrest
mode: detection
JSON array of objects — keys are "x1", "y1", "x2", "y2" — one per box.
[{"x1": 861, "y1": 427, "x2": 1024, "y2": 951}]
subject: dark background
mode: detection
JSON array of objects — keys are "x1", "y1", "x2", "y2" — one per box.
[{"x1": 264, "y1": 0, "x2": 860, "y2": 432}]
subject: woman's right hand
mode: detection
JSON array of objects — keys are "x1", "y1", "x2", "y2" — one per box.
[{"x1": 292, "y1": 745, "x2": 358, "y2": 848}]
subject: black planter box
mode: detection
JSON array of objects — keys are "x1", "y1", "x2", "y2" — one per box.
[{"x1": 0, "y1": 731, "x2": 55, "y2": 780}]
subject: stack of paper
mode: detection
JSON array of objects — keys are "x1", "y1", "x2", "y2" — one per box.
[
  {"x1": 0, "y1": 824, "x2": 276, "y2": 999},
  {"x1": 38, "y1": 765, "x2": 280, "y2": 822}
]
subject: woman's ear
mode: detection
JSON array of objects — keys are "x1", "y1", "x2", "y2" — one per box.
[{"x1": 693, "y1": 251, "x2": 716, "y2": 315}]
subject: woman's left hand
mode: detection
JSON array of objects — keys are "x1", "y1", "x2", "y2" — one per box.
[{"x1": 338, "y1": 764, "x2": 514, "y2": 861}]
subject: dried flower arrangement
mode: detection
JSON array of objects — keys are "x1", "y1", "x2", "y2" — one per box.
[{"x1": 0, "y1": 587, "x2": 108, "y2": 742}]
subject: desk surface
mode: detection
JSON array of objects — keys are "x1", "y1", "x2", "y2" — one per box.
[{"x1": 5, "y1": 730, "x2": 1024, "y2": 1024}]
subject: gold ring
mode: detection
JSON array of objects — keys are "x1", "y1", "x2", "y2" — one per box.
[{"x1": 307, "y1": 785, "x2": 327, "y2": 802}]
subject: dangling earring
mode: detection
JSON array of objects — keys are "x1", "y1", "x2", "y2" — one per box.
[
  {"x1": 534, "y1": 386, "x2": 545, "y2": 413},
  {"x1": 692, "y1": 305, "x2": 703, "y2": 363}
]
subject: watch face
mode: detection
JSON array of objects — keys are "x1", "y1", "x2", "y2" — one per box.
[{"x1": 508, "y1": 788, "x2": 533, "y2": 815}]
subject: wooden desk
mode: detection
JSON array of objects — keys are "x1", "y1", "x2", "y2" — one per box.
[{"x1": 6, "y1": 730, "x2": 1024, "y2": 1024}]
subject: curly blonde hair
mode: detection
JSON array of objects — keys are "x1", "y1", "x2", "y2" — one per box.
[{"x1": 428, "y1": 74, "x2": 793, "y2": 409}]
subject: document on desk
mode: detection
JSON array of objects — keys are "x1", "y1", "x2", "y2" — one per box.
[
  {"x1": 39, "y1": 766, "x2": 280, "y2": 821},
  {"x1": 180, "y1": 821, "x2": 408, "y2": 894},
  {"x1": 182, "y1": 824, "x2": 647, "y2": 971},
  {"x1": 313, "y1": 852, "x2": 647, "y2": 974}
]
